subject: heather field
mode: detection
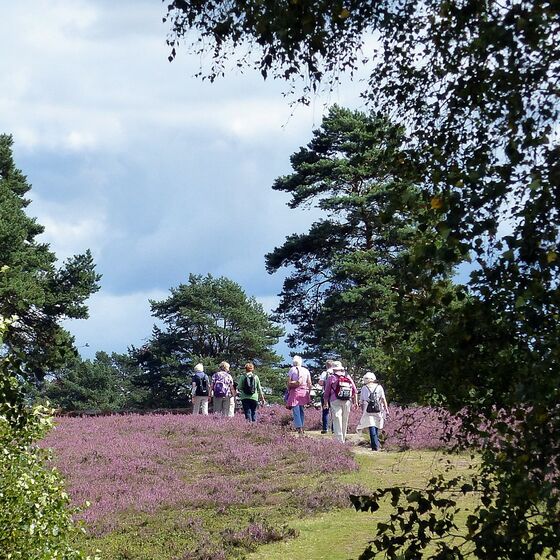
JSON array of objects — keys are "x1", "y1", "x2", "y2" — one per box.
[{"x1": 42, "y1": 405, "x2": 470, "y2": 560}]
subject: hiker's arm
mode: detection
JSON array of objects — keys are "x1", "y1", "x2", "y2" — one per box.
[
  {"x1": 380, "y1": 390, "x2": 389, "y2": 414},
  {"x1": 351, "y1": 379, "x2": 359, "y2": 407},
  {"x1": 359, "y1": 388, "x2": 367, "y2": 412},
  {"x1": 323, "y1": 380, "x2": 331, "y2": 408}
]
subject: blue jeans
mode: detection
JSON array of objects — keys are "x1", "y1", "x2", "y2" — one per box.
[
  {"x1": 321, "y1": 396, "x2": 330, "y2": 431},
  {"x1": 241, "y1": 399, "x2": 258, "y2": 422},
  {"x1": 292, "y1": 405, "x2": 305, "y2": 429},
  {"x1": 369, "y1": 426, "x2": 380, "y2": 450}
]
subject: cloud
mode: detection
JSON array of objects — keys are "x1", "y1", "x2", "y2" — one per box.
[
  {"x1": 64, "y1": 289, "x2": 167, "y2": 359},
  {"x1": 2, "y1": 0, "x2": 363, "y2": 360},
  {"x1": 254, "y1": 295, "x2": 281, "y2": 314}
]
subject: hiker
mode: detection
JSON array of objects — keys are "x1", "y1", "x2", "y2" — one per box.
[
  {"x1": 323, "y1": 361, "x2": 358, "y2": 443},
  {"x1": 211, "y1": 361, "x2": 236, "y2": 417},
  {"x1": 318, "y1": 359, "x2": 335, "y2": 434},
  {"x1": 237, "y1": 363, "x2": 265, "y2": 422},
  {"x1": 356, "y1": 372, "x2": 389, "y2": 451},
  {"x1": 285, "y1": 355, "x2": 312, "y2": 434},
  {"x1": 191, "y1": 363, "x2": 210, "y2": 415}
]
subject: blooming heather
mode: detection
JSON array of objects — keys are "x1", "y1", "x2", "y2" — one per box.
[
  {"x1": 42, "y1": 413, "x2": 358, "y2": 533},
  {"x1": 258, "y1": 404, "x2": 459, "y2": 450}
]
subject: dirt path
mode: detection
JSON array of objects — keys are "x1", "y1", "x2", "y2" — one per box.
[{"x1": 299, "y1": 429, "x2": 375, "y2": 455}]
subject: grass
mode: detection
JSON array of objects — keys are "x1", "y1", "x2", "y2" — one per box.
[{"x1": 247, "y1": 448, "x2": 478, "y2": 560}]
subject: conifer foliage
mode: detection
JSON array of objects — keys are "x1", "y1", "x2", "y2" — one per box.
[
  {"x1": 132, "y1": 274, "x2": 283, "y2": 407},
  {"x1": 266, "y1": 106, "x2": 458, "y2": 396},
  {"x1": 0, "y1": 134, "x2": 100, "y2": 377}
]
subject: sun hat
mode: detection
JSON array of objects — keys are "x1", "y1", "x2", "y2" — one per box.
[
  {"x1": 362, "y1": 371, "x2": 377, "y2": 384},
  {"x1": 331, "y1": 360, "x2": 345, "y2": 371},
  {"x1": 194, "y1": 363, "x2": 204, "y2": 372}
]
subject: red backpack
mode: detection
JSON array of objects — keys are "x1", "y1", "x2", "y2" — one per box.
[{"x1": 333, "y1": 374, "x2": 353, "y2": 400}]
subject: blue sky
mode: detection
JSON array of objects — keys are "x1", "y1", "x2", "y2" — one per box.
[{"x1": 1, "y1": 0, "x2": 365, "y2": 359}]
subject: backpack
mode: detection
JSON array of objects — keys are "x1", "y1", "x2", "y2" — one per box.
[
  {"x1": 243, "y1": 374, "x2": 257, "y2": 395},
  {"x1": 213, "y1": 376, "x2": 229, "y2": 398},
  {"x1": 193, "y1": 373, "x2": 209, "y2": 396},
  {"x1": 366, "y1": 383, "x2": 381, "y2": 413},
  {"x1": 334, "y1": 374, "x2": 353, "y2": 400}
]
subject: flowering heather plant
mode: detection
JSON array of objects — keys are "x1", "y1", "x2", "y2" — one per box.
[
  {"x1": 221, "y1": 519, "x2": 298, "y2": 551},
  {"x1": 42, "y1": 413, "x2": 358, "y2": 535},
  {"x1": 259, "y1": 404, "x2": 459, "y2": 450}
]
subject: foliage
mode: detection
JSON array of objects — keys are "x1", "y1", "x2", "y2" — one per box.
[
  {"x1": 0, "y1": 315, "x2": 95, "y2": 560},
  {"x1": 131, "y1": 274, "x2": 284, "y2": 407},
  {"x1": 350, "y1": 2, "x2": 560, "y2": 556},
  {"x1": 0, "y1": 134, "x2": 100, "y2": 378},
  {"x1": 164, "y1": 0, "x2": 375, "y2": 99},
  {"x1": 352, "y1": 404, "x2": 560, "y2": 560},
  {"x1": 44, "y1": 352, "x2": 147, "y2": 412}
]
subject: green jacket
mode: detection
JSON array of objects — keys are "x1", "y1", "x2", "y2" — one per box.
[{"x1": 236, "y1": 373, "x2": 262, "y2": 401}]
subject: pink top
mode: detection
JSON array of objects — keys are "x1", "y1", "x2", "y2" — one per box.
[
  {"x1": 285, "y1": 365, "x2": 311, "y2": 407},
  {"x1": 323, "y1": 372, "x2": 358, "y2": 403}
]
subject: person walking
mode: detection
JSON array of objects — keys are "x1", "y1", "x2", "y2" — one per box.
[
  {"x1": 323, "y1": 361, "x2": 358, "y2": 443},
  {"x1": 191, "y1": 363, "x2": 210, "y2": 415},
  {"x1": 285, "y1": 355, "x2": 312, "y2": 434},
  {"x1": 318, "y1": 359, "x2": 334, "y2": 434},
  {"x1": 211, "y1": 361, "x2": 236, "y2": 417},
  {"x1": 237, "y1": 363, "x2": 265, "y2": 422},
  {"x1": 356, "y1": 372, "x2": 389, "y2": 451}
]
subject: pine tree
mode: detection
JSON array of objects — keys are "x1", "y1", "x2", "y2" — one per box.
[
  {"x1": 131, "y1": 274, "x2": 283, "y2": 407},
  {"x1": 0, "y1": 134, "x2": 100, "y2": 377}
]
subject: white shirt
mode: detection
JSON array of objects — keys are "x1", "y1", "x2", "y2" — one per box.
[{"x1": 319, "y1": 368, "x2": 333, "y2": 385}]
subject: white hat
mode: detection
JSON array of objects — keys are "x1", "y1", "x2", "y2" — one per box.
[
  {"x1": 194, "y1": 363, "x2": 204, "y2": 372},
  {"x1": 332, "y1": 361, "x2": 345, "y2": 371},
  {"x1": 362, "y1": 371, "x2": 377, "y2": 384}
]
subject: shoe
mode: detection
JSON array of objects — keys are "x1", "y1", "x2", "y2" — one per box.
[{"x1": 321, "y1": 430, "x2": 327, "y2": 434}]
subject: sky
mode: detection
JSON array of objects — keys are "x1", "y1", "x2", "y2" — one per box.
[{"x1": 0, "y1": 0, "x2": 366, "y2": 360}]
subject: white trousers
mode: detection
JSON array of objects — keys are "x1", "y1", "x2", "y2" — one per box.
[
  {"x1": 330, "y1": 399, "x2": 352, "y2": 443},
  {"x1": 192, "y1": 396, "x2": 209, "y2": 415},
  {"x1": 213, "y1": 396, "x2": 234, "y2": 417}
]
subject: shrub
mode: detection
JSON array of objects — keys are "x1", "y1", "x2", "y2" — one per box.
[{"x1": 0, "y1": 316, "x2": 95, "y2": 560}]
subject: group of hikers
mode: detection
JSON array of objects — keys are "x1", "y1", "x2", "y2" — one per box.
[
  {"x1": 285, "y1": 356, "x2": 389, "y2": 451},
  {"x1": 190, "y1": 356, "x2": 389, "y2": 451},
  {"x1": 191, "y1": 361, "x2": 265, "y2": 423}
]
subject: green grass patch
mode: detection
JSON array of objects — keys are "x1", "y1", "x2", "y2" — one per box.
[{"x1": 248, "y1": 450, "x2": 479, "y2": 560}]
